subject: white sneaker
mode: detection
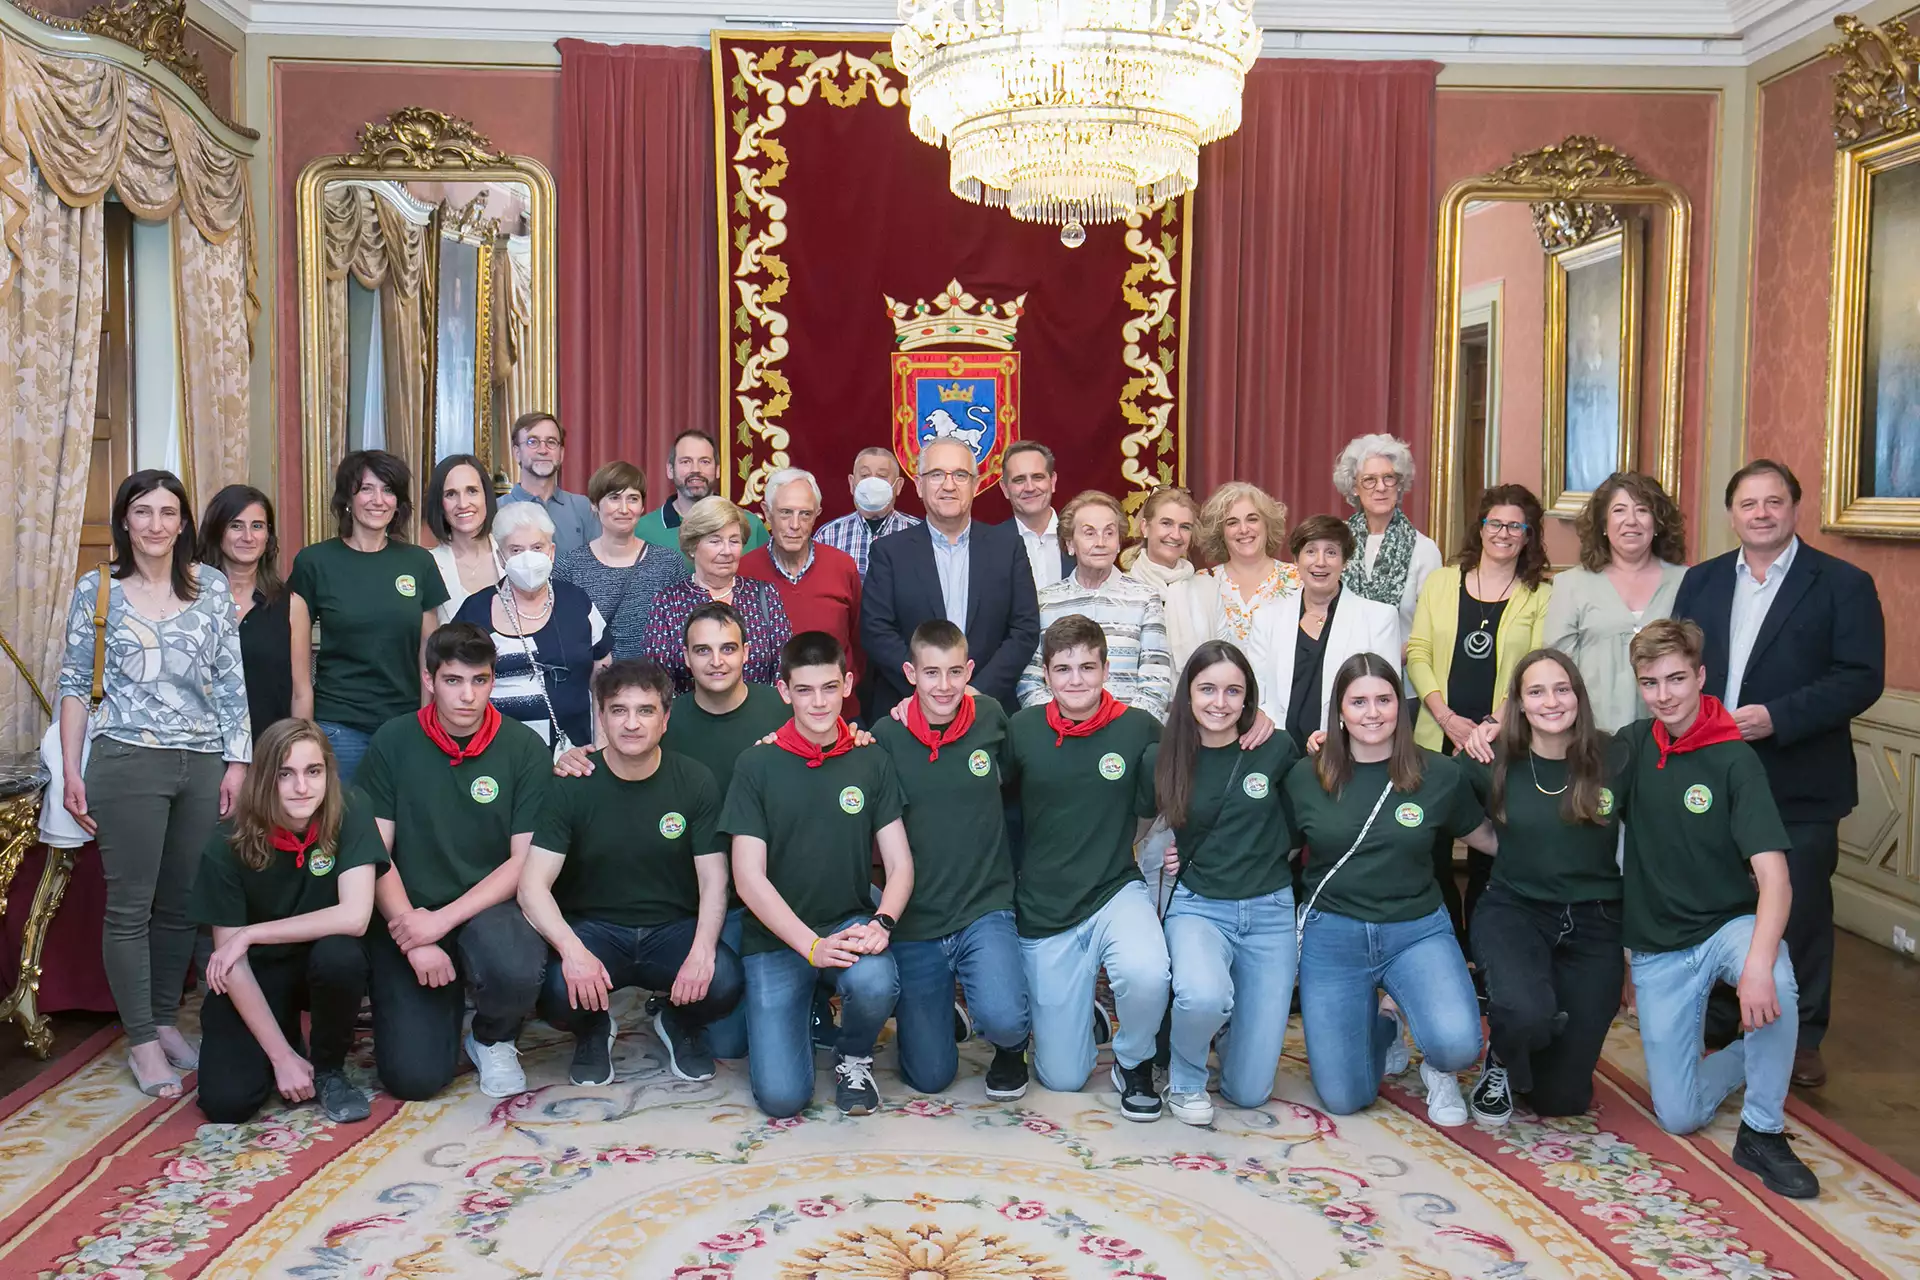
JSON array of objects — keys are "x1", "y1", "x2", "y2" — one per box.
[
  {"x1": 1420, "y1": 1060, "x2": 1469, "y2": 1127},
  {"x1": 1381, "y1": 1002, "x2": 1411, "y2": 1078},
  {"x1": 465, "y1": 1031, "x2": 526, "y2": 1098},
  {"x1": 1166, "y1": 1090, "x2": 1215, "y2": 1127}
]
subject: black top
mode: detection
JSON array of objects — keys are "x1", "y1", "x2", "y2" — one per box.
[
  {"x1": 1286, "y1": 589, "x2": 1338, "y2": 751},
  {"x1": 1446, "y1": 577, "x2": 1507, "y2": 725},
  {"x1": 238, "y1": 589, "x2": 293, "y2": 739}
]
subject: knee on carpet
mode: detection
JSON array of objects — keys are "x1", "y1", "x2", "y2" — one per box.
[
  {"x1": 752, "y1": 1081, "x2": 814, "y2": 1120},
  {"x1": 196, "y1": 1089, "x2": 267, "y2": 1125},
  {"x1": 1525, "y1": 1080, "x2": 1595, "y2": 1118},
  {"x1": 1314, "y1": 1076, "x2": 1382, "y2": 1117},
  {"x1": 379, "y1": 1059, "x2": 456, "y2": 1103}
]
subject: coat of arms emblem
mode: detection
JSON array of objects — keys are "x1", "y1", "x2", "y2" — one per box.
[{"x1": 887, "y1": 280, "x2": 1022, "y2": 486}]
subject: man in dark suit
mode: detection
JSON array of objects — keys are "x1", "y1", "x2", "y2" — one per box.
[
  {"x1": 862, "y1": 437, "x2": 1041, "y2": 717},
  {"x1": 1673, "y1": 459, "x2": 1885, "y2": 1089},
  {"x1": 1001, "y1": 442, "x2": 1075, "y2": 589}
]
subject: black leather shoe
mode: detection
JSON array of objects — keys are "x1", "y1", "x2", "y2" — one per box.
[{"x1": 1732, "y1": 1123, "x2": 1820, "y2": 1200}]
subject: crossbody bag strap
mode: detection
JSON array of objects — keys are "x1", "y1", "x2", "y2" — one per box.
[
  {"x1": 90, "y1": 565, "x2": 111, "y2": 707},
  {"x1": 501, "y1": 584, "x2": 568, "y2": 751},
  {"x1": 1294, "y1": 780, "x2": 1395, "y2": 958},
  {"x1": 1156, "y1": 752, "x2": 1249, "y2": 920}
]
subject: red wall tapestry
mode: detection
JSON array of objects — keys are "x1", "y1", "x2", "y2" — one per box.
[{"x1": 713, "y1": 33, "x2": 1192, "y2": 525}]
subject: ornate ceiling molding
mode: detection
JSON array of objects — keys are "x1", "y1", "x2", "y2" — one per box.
[{"x1": 1829, "y1": 13, "x2": 1920, "y2": 148}]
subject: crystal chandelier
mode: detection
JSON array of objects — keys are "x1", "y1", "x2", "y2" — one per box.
[{"x1": 893, "y1": 2, "x2": 1263, "y2": 239}]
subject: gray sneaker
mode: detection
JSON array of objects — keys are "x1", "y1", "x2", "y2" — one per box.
[
  {"x1": 653, "y1": 1006, "x2": 716, "y2": 1082},
  {"x1": 571, "y1": 1013, "x2": 617, "y2": 1086},
  {"x1": 315, "y1": 1069, "x2": 371, "y2": 1123}
]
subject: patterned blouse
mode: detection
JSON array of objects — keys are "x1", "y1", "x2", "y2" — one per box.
[
  {"x1": 555, "y1": 541, "x2": 688, "y2": 660},
  {"x1": 639, "y1": 574, "x2": 792, "y2": 693},
  {"x1": 58, "y1": 566, "x2": 252, "y2": 762}
]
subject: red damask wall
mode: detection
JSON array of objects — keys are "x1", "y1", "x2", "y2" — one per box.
[{"x1": 1747, "y1": 54, "x2": 1920, "y2": 689}]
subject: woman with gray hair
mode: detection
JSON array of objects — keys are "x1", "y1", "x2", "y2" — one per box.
[
  {"x1": 1334, "y1": 434, "x2": 1442, "y2": 642},
  {"x1": 640, "y1": 494, "x2": 791, "y2": 691}
]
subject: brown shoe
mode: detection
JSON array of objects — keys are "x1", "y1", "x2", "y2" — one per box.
[{"x1": 1791, "y1": 1047, "x2": 1827, "y2": 1089}]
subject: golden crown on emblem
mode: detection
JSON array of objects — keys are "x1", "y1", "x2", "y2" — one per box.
[
  {"x1": 936, "y1": 382, "x2": 976, "y2": 403},
  {"x1": 884, "y1": 278, "x2": 1025, "y2": 352}
]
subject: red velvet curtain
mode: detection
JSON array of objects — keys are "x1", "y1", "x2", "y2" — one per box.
[
  {"x1": 1190, "y1": 60, "x2": 1439, "y2": 526},
  {"x1": 557, "y1": 40, "x2": 716, "y2": 493}
]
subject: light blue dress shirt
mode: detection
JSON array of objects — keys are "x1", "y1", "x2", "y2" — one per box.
[
  {"x1": 1724, "y1": 536, "x2": 1800, "y2": 710},
  {"x1": 929, "y1": 521, "x2": 971, "y2": 628}
]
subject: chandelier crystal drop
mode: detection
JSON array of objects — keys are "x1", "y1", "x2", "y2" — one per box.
[{"x1": 893, "y1": 1, "x2": 1263, "y2": 228}]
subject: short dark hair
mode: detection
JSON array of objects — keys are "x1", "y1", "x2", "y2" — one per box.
[
  {"x1": 1041, "y1": 614, "x2": 1107, "y2": 667},
  {"x1": 671, "y1": 429, "x2": 718, "y2": 459},
  {"x1": 423, "y1": 453, "x2": 498, "y2": 543},
  {"x1": 1724, "y1": 458, "x2": 1802, "y2": 508},
  {"x1": 332, "y1": 449, "x2": 414, "y2": 542},
  {"x1": 511, "y1": 412, "x2": 562, "y2": 448},
  {"x1": 1629, "y1": 617, "x2": 1705, "y2": 671},
  {"x1": 683, "y1": 600, "x2": 745, "y2": 647},
  {"x1": 1288, "y1": 514, "x2": 1356, "y2": 560},
  {"x1": 425, "y1": 622, "x2": 497, "y2": 675},
  {"x1": 909, "y1": 619, "x2": 968, "y2": 659},
  {"x1": 1002, "y1": 440, "x2": 1055, "y2": 476},
  {"x1": 779, "y1": 630, "x2": 847, "y2": 681},
  {"x1": 588, "y1": 460, "x2": 647, "y2": 507},
  {"x1": 593, "y1": 658, "x2": 673, "y2": 709}
]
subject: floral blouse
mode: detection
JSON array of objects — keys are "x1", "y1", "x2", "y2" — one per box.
[{"x1": 639, "y1": 574, "x2": 792, "y2": 693}]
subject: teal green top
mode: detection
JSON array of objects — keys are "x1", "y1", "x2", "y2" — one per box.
[{"x1": 633, "y1": 503, "x2": 769, "y2": 571}]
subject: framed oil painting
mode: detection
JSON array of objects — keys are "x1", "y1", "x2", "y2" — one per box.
[{"x1": 1543, "y1": 220, "x2": 1642, "y2": 518}]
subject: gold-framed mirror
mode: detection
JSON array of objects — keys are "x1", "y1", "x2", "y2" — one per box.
[
  {"x1": 296, "y1": 108, "x2": 556, "y2": 541},
  {"x1": 1429, "y1": 136, "x2": 1690, "y2": 562}
]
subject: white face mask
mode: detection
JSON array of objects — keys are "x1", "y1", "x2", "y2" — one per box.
[
  {"x1": 503, "y1": 548, "x2": 553, "y2": 592},
  {"x1": 854, "y1": 476, "x2": 894, "y2": 515}
]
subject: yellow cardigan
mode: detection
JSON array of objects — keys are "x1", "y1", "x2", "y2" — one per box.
[{"x1": 1405, "y1": 565, "x2": 1552, "y2": 751}]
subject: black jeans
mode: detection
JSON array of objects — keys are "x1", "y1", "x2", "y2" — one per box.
[
  {"x1": 368, "y1": 902, "x2": 545, "y2": 1101},
  {"x1": 1432, "y1": 836, "x2": 1494, "y2": 949},
  {"x1": 1704, "y1": 819, "x2": 1839, "y2": 1051},
  {"x1": 1471, "y1": 882, "x2": 1624, "y2": 1116},
  {"x1": 537, "y1": 914, "x2": 744, "y2": 1039},
  {"x1": 198, "y1": 934, "x2": 370, "y2": 1124}
]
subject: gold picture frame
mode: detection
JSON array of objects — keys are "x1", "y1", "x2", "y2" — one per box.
[
  {"x1": 1822, "y1": 15, "x2": 1920, "y2": 538},
  {"x1": 1543, "y1": 219, "x2": 1644, "y2": 519}
]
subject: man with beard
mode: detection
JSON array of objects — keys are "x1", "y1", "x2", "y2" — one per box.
[
  {"x1": 635, "y1": 429, "x2": 768, "y2": 568},
  {"x1": 504, "y1": 412, "x2": 600, "y2": 558}
]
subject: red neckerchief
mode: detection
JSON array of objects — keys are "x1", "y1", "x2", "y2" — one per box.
[
  {"x1": 416, "y1": 703, "x2": 503, "y2": 765},
  {"x1": 1651, "y1": 695, "x2": 1743, "y2": 769},
  {"x1": 1045, "y1": 690, "x2": 1127, "y2": 747},
  {"x1": 904, "y1": 692, "x2": 976, "y2": 762},
  {"x1": 269, "y1": 823, "x2": 319, "y2": 870},
  {"x1": 773, "y1": 717, "x2": 857, "y2": 768}
]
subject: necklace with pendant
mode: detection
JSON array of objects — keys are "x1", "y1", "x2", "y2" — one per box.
[
  {"x1": 1465, "y1": 567, "x2": 1514, "y2": 660},
  {"x1": 1530, "y1": 753, "x2": 1568, "y2": 796}
]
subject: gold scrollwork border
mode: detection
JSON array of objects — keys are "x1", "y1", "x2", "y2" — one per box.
[
  {"x1": 712, "y1": 30, "x2": 1189, "y2": 507},
  {"x1": 1542, "y1": 220, "x2": 1643, "y2": 520}
]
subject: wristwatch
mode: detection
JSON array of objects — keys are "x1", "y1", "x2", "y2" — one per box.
[{"x1": 871, "y1": 912, "x2": 897, "y2": 933}]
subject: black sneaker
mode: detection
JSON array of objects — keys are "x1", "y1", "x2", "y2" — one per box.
[
  {"x1": 811, "y1": 988, "x2": 839, "y2": 1050},
  {"x1": 984, "y1": 1045, "x2": 1029, "y2": 1100},
  {"x1": 1470, "y1": 1058, "x2": 1513, "y2": 1126},
  {"x1": 315, "y1": 1069, "x2": 371, "y2": 1123},
  {"x1": 653, "y1": 1006, "x2": 716, "y2": 1082},
  {"x1": 1110, "y1": 1060, "x2": 1162, "y2": 1122},
  {"x1": 1732, "y1": 1123, "x2": 1820, "y2": 1199},
  {"x1": 570, "y1": 1013, "x2": 616, "y2": 1086},
  {"x1": 834, "y1": 1053, "x2": 880, "y2": 1116},
  {"x1": 953, "y1": 1001, "x2": 974, "y2": 1044},
  {"x1": 1092, "y1": 1000, "x2": 1114, "y2": 1047}
]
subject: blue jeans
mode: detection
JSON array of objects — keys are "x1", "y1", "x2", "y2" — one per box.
[
  {"x1": 1630, "y1": 915, "x2": 1797, "y2": 1135},
  {"x1": 742, "y1": 914, "x2": 899, "y2": 1118},
  {"x1": 1164, "y1": 884, "x2": 1298, "y2": 1107},
  {"x1": 318, "y1": 721, "x2": 373, "y2": 785},
  {"x1": 537, "y1": 915, "x2": 744, "y2": 1040},
  {"x1": 709, "y1": 908, "x2": 749, "y2": 1059},
  {"x1": 893, "y1": 910, "x2": 1030, "y2": 1093},
  {"x1": 1298, "y1": 904, "x2": 1482, "y2": 1115},
  {"x1": 1019, "y1": 880, "x2": 1170, "y2": 1091}
]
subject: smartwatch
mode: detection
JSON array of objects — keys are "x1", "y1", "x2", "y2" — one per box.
[{"x1": 871, "y1": 912, "x2": 898, "y2": 933}]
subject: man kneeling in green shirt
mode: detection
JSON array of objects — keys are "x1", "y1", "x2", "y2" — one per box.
[
  {"x1": 1623, "y1": 618, "x2": 1816, "y2": 1199},
  {"x1": 516, "y1": 658, "x2": 742, "y2": 1087}
]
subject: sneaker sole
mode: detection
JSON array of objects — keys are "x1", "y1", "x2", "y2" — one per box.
[
  {"x1": 1120, "y1": 1105, "x2": 1163, "y2": 1123},
  {"x1": 1170, "y1": 1107, "x2": 1214, "y2": 1127},
  {"x1": 985, "y1": 1083, "x2": 1029, "y2": 1101},
  {"x1": 1732, "y1": 1146, "x2": 1820, "y2": 1199},
  {"x1": 571, "y1": 1022, "x2": 618, "y2": 1087},
  {"x1": 1470, "y1": 1106, "x2": 1512, "y2": 1127},
  {"x1": 652, "y1": 1009, "x2": 715, "y2": 1083},
  {"x1": 839, "y1": 1099, "x2": 878, "y2": 1117}
]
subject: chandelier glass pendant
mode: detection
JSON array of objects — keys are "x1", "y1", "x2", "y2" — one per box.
[{"x1": 893, "y1": 2, "x2": 1263, "y2": 240}]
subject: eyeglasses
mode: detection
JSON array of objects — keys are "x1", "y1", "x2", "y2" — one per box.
[
  {"x1": 522, "y1": 436, "x2": 562, "y2": 452},
  {"x1": 1357, "y1": 475, "x2": 1400, "y2": 492},
  {"x1": 1482, "y1": 519, "x2": 1530, "y2": 535},
  {"x1": 921, "y1": 469, "x2": 975, "y2": 487}
]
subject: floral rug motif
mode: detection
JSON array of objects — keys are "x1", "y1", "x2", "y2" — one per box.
[{"x1": 1, "y1": 999, "x2": 1915, "y2": 1279}]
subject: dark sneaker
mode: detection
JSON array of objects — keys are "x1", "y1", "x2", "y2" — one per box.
[
  {"x1": 653, "y1": 1006, "x2": 716, "y2": 1082},
  {"x1": 834, "y1": 1053, "x2": 880, "y2": 1116},
  {"x1": 1092, "y1": 999, "x2": 1114, "y2": 1047},
  {"x1": 1110, "y1": 1060, "x2": 1162, "y2": 1122},
  {"x1": 1470, "y1": 1058, "x2": 1512, "y2": 1126},
  {"x1": 811, "y1": 988, "x2": 839, "y2": 1050},
  {"x1": 1733, "y1": 1123, "x2": 1820, "y2": 1199},
  {"x1": 315, "y1": 1069, "x2": 371, "y2": 1123},
  {"x1": 953, "y1": 1001, "x2": 974, "y2": 1044},
  {"x1": 984, "y1": 1045, "x2": 1029, "y2": 1100},
  {"x1": 570, "y1": 1013, "x2": 616, "y2": 1086}
]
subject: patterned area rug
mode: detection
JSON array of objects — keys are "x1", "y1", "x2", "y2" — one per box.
[{"x1": 2, "y1": 998, "x2": 1916, "y2": 1279}]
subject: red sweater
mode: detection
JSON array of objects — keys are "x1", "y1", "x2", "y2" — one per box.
[{"x1": 740, "y1": 542, "x2": 864, "y2": 718}]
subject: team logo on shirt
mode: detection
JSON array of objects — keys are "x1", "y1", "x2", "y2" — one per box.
[
  {"x1": 394, "y1": 574, "x2": 418, "y2": 598},
  {"x1": 1598, "y1": 787, "x2": 1616, "y2": 817},
  {"x1": 659, "y1": 812, "x2": 686, "y2": 839},
  {"x1": 1683, "y1": 784, "x2": 1713, "y2": 814},
  {"x1": 1243, "y1": 772, "x2": 1270, "y2": 799},
  {"x1": 308, "y1": 852, "x2": 335, "y2": 877},
  {"x1": 839, "y1": 786, "x2": 866, "y2": 814},
  {"x1": 968, "y1": 749, "x2": 991, "y2": 777},
  {"x1": 470, "y1": 776, "x2": 499, "y2": 804},
  {"x1": 1395, "y1": 802, "x2": 1424, "y2": 828},
  {"x1": 1097, "y1": 752, "x2": 1127, "y2": 780}
]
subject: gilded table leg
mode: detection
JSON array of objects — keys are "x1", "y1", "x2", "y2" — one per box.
[{"x1": 0, "y1": 790, "x2": 70, "y2": 1059}]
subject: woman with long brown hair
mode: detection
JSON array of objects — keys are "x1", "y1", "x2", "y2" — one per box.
[
  {"x1": 188, "y1": 719, "x2": 388, "y2": 1124},
  {"x1": 197, "y1": 483, "x2": 292, "y2": 737}
]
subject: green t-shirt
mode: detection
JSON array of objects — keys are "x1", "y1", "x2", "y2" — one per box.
[
  {"x1": 718, "y1": 741, "x2": 906, "y2": 955},
  {"x1": 871, "y1": 698, "x2": 1017, "y2": 942},
  {"x1": 358, "y1": 713, "x2": 550, "y2": 910},
  {"x1": 1617, "y1": 724, "x2": 1789, "y2": 954},
  {"x1": 1461, "y1": 748, "x2": 1625, "y2": 905},
  {"x1": 288, "y1": 539, "x2": 449, "y2": 731},
  {"x1": 1003, "y1": 705, "x2": 1161, "y2": 938},
  {"x1": 1285, "y1": 750, "x2": 1484, "y2": 924},
  {"x1": 189, "y1": 791, "x2": 389, "y2": 960},
  {"x1": 536, "y1": 749, "x2": 723, "y2": 927},
  {"x1": 1139, "y1": 734, "x2": 1300, "y2": 902},
  {"x1": 661, "y1": 683, "x2": 791, "y2": 801}
]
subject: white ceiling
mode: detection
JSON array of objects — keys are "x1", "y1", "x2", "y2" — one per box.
[{"x1": 203, "y1": 0, "x2": 1858, "y2": 64}]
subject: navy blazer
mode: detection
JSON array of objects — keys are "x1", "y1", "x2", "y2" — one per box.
[
  {"x1": 861, "y1": 518, "x2": 1041, "y2": 712},
  {"x1": 1672, "y1": 541, "x2": 1884, "y2": 824}
]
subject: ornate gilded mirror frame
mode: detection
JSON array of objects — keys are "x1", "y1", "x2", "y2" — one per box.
[
  {"x1": 1430, "y1": 136, "x2": 1690, "y2": 559},
  {"x1": 1823, "y1": 14, "x2": 1920, "y2": 538},
  {"x1": 295, "y1": 108, "x2": 555, "y2": 543}
]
